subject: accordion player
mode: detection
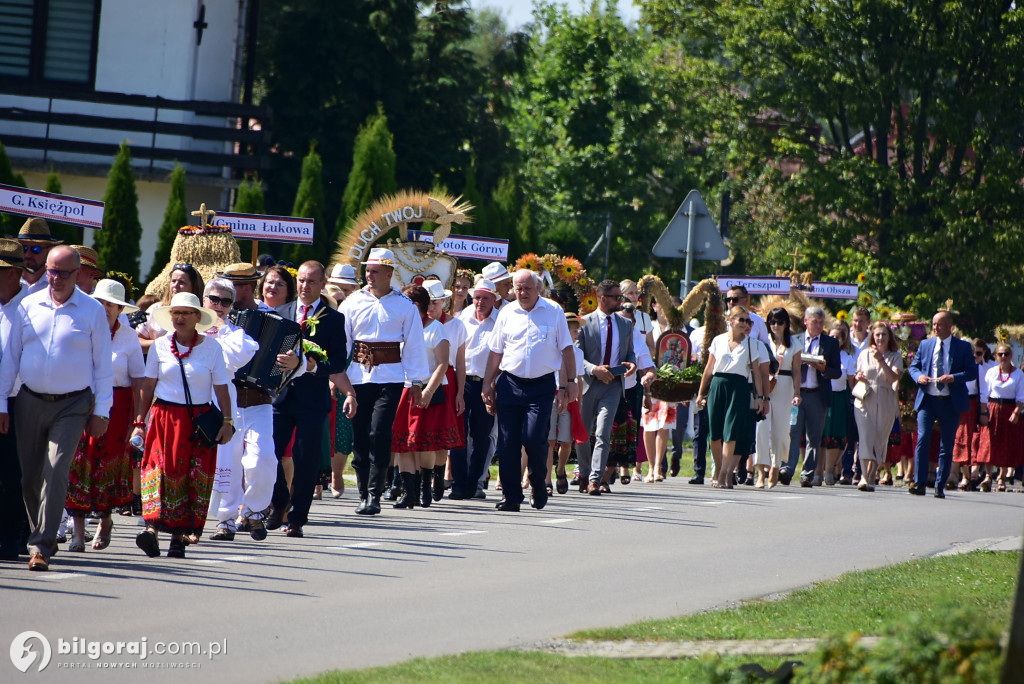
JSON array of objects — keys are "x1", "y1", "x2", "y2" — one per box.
[{"x1": 230, "y1": 309, "x2": 303, "y2": 401}]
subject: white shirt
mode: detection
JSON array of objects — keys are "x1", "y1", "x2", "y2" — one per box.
[
  {"x1": 0, "y1": 286, "x2": 113, "y2": 417},
  {"x1": 341, "y1": 286, "x2": 430, "y2": 385},
  {"x1": 800, "y1": 333, "x2": 823, "y2": 390},
  {"x1": 969, "y1": 360, "x2": 996, "y2": 396},
  {"x1": 832, "y1": 350, "x2": 855, "y2": 391},
  {"x1": 981, "y1": 366, "x2": 1024, "y2": 404},
  {"x1": 925, "y1": 336, "x2": 952, "y2": 397},
  {"x1": 597, "y1": 312, "x2": 621, "y2": 366},
  {"x1": 293, "y1": 298, "x2": 321, "y2": 324},
  {"x1": 459, "y1": 305, "x2": 498, "y2": 378},
  {"x1": 489, "y1": 296, "x2": 572, "y2": 378},
  {"x1": 22, "y1": 276, "x2": 48, "y2": 296},
  {"x1": 418, "y1": 318, "x2": 449, "y2": 387},
  {"x1": 0, "y1": 283, "x2": 29, "y2": 398},
  {"x1": 443, "y1": 314, "x2": 467, "y2": 368},
  {"x1": 146, "y1": 334, "x2": 229, "y2": 405},
  {"x1": 850, "y1": 331, "x2": 871, "y2": 360},
  {"x1": 634, "y1": 310, "x2": 654, "y2": 336},
  {"x1": 111, "y1": 319, "x2": 146, "y2": 388},
  {"x1": 689, "y1": 325, "x2": 705, "y2": 362},
  {"x1": 136, "y1": 302, "x2": 168, "y2": 341},
  {"x1": 709, "y1": 333, "x2": 764, "y2": 381},
  {"x1": 624, "y1": 326, "x2": 653, "y2": 391}
]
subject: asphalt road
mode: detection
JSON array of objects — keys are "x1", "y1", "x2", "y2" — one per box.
[{"x1": 3, "y1": 479, "x2": 1022, "y2": 683}]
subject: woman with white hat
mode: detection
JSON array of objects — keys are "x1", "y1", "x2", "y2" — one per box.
[
  {"x1": 425, "y1": 278, "x2": 467, "y2": 501},
  {"x1": 64, "y1": 280, "x2": 145, "y2": 552},
  {"x1": 130, "y1": 292, "x2": 234, "y2": 558}
]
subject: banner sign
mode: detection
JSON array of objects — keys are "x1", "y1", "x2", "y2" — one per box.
[
  {"x1": 717, "y1": 276, "x2": 792, "y2": 295},
  {"x1": 216, "y1": 212, "x2": 314, "y2": 245},
  {"x1": 407, "y1": 230, "x2": 509, "y2": 262},
  {"x1": 0, "y1": 182, "x2": 104, "y2": 229},
  {"x1": 808, "y1": 281, "x2": 859, "y2": 300}
]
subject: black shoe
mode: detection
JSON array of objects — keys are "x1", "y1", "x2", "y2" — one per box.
[
  {"x1": 530, "y1": 486, "x2": 548, "y2": 510},
  {"x1": 688, "y1": 476, "x2": 705, "y2": 485},
  {"x1": 167, "y1": 538, "x2": 186, "y2": 558},
  {"x1": 266, "y1": 508, "x2": 284, "y2": 530},
  {"x1": 210, "y1": 527, "x2": 235, "y2": 541},
  {"x1": 420, "y1": 468, "x2": 433, "y2": 508},
  {"x1": 570, "y1": 476, "x2": 580, "y2": 486},
  {"x1": 908, "y1": 484, "x2": 927, "y2": 496},
  {"x1": 778, "y1": 470, "x2": 792, "y2": 486},
  {"x1": 495, "y1": 499, "x2": 520, "y2": 512},
  {"x1": 136, "y1": 530, "x2": 160, "y2": 558},
  {"x1": 670, "y1": 459, "x2": 681, "y2": 477},
  {"x1": 448, "y1": 490, "x2": 468, "y2": 500},
  {"x1": 355, "y1": 497, "x2": 370, "y2": 514},
  {"x1": 394, "y1": 473, "x2": 418, "y2": 509},
  {"x1": 366, "y1": 494, "x2": 382, "y2": 515},
  {"x1": 799, "y1": 478, "x2": 813, "y2": 488},
  {"x1": 284, "y1": 525, "x2": 304, "y2": 538},
  {"x1": 472, "y1": 487, "x2": 486, "y2": 500},
  {"x1": 249, "y1": 517, "x2": 267, "y2": 541},
  {"x1": 130, "y1": 493, "x2": 142, "y2": 516},
  {"x1": 934, "y1": 490, "x2": 945, "y2": 499},
  {"x1": 838, "y1": 476, "x2": 853, "y2": 486},
  {"x1": 432, "y1": 466, "x2": 445, "y2": 502}
]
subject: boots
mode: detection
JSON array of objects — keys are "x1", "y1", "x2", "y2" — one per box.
[
  {"x1": 394, "y1": 472, "x2": 418, "y2": 509},
  {"x1": 131, "y1": 493, "x2": 142, "y2": 516},
  {"x1": 420, "y1": 468, "x2": 433, "y2": 508},
  {"x1": 385, "y1": 467, "x2": 400, "y2": 501},
  {"x1": 768, "y1": 467, "x2": 779, "y2": 489},
  {"x1": 432, "y1": 465, "x2": 445, "y2": 502}
]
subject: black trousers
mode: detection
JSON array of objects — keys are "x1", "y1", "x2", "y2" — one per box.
[
  {"x1": 496, "y1": 372, "x2": 556, "y2": 505},
  {"x1": 351, "y1": 383, "x2": 403, "y2": 497},
  {"x1": 0, "y1": 397, "x2": 28, "y2": 556},
  {"x1": 449, "y1": 378, "x2": 494, "y2": 498},
  {"x1": 271, "y1": 408, "x2": 328, "y2": 528}
]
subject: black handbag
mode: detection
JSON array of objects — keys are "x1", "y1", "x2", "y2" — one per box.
[
  {"x1": 428, "y1": 385, "x2": 446, "y2": 406},
  {"x1": 176, "y1": 355, "x2": 232, "y2": 448}
]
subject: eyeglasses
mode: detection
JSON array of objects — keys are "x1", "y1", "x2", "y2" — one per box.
[
  {"x1": 735, "y1": 317, "x2": 752, "y2": 325},
  {"x1": 205, "y1": 295, "x2": 233, "y2": 307},
  {"x1": 23, "y1": 244, "x2": 44, "y2": 255},
  {"x1": 45, "y1": 268, "x2": 77, "y2": 279},
  {"x1": 169, "y1": 309, "x2": 197, "y2": 318},
  {"x1": 997, "y1": 351, "x2": 1012, "y2": 357}
]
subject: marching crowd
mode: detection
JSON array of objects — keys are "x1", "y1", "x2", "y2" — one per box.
[{"x1": 0, "y1": 218, "x2": 1019, "y2": 574}]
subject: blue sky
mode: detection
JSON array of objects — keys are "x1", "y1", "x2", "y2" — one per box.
[{"x1": 478, "y1": 0, "x2": 641, "y2": 29}]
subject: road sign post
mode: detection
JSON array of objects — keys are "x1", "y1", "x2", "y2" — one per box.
[{"x1": 652, "y1": 190, "x2": 729, "y2": 297}]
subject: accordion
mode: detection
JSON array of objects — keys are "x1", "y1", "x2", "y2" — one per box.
[{"x1": 231, "y1": 309, "x2": 303, "y2": 397}]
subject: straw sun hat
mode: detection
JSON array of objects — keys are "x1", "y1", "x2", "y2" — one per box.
[{"x1": 150, "y1": 292, "x2": 218, "y2": 332}]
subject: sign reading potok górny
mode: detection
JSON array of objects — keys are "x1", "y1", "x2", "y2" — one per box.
[
  {"x1": 719, "y1": 276, "x2": 858, "y2": 300},
  {"x1": 407, "y1": 230, "x2": 509, "y2": 262},
  {"x1": 0, "y1": 183, "x2": 104, "y2": 229},
  {"x1": 216, "y1": 212, "x2": 315, "y2": 244}
]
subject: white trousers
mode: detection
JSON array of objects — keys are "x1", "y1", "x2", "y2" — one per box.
[{"x1": 208, "y1": 404, "x2": 276, "y2": 524}]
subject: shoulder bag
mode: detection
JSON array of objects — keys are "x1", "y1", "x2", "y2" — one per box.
[
  {"x1": 175, "y1": 353, "x2": 231, "y2": 449},
  {"x1": 747, "y1": 338, "x2": 765, "y2": 418}
]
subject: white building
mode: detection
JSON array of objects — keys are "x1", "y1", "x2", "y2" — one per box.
[{"x1": 0, "y1": 0, "x2": 268, "y2": 276}]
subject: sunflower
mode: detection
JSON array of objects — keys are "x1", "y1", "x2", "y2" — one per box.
[
  {"x1": 540, "y1": 254, "x2": 557, "y2": 273},
  {"x1": 579, "y1": 290, "x2": 598, "y2": 315},
  {"x1": 859, "y1": 293, "x2": 872, "y2": 305},
  {"x1": 556, "y1": 256, "x2": 583, "y2": 284},
  {"x1": 997, "y1": 326, "x2": 1010, "y2": 342},
  {"x1": 836, "y1": 310, "x2": 849, "y2": 321},
  {"x1": 576, "y1": 276, "x2": 591, "y2": 290},
  {"x1": 515, "y1": 253, "x2": 541, "y2": 271},
  {"x1": 878, "y1": 306, "x2": 892, "y2": 320},
  {"x1": 856, "y1": 272, "x2": 867, "y2": 284}
]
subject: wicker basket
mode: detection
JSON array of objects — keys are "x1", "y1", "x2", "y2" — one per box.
[{"x1": 649, "y1": 378, "x2": 700, "y2": 403}]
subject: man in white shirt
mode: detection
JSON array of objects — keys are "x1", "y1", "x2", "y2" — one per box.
[
  {"x1": 0, "y1": 245, "x2": 113, "y2": 571},
  {"x1": 724, "y1": 286, "x2": 770, "y2": 345},
  {"x1": 449, "y1": 279, "x2": 500, "y2": 500},
  {"x1": 0, "y1": 239, "x2": 30, "y2": 560},
  {"x1": 483, "y1": 269, "x2": 579, "y2": 511},
  {"x1": 341, "y1": 248, "x2": 430, "y2": 515},
  {"x1": 17, "y1": 218, "x2": 63, "y2": 296},
  {"x1": 481, "y1": 262, "x2": 514, "y2": 303}
]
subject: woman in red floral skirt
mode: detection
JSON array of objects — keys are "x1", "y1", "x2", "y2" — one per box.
[{"x1": 979, "y1": 343, "x2": 1024, "y2": 492}]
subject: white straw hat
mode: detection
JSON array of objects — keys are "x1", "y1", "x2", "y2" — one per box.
[
  {"x1": 360, "y1": 248, "x2": 396, "y2": 266},
  {"x1": 91, "y1": 279, "x2": 139, "y2": 313},
  {"x1": 481, "y1": 262, "x2": 511, "y2": 283},
  {"x1": 470, "y1": 279, "x2": 499, "y2": 298},
  {"x1": 422, "y1": 279, "x2": 452, "y2": 301},
  {"x1": 151, "y1": 292, "x2": 218, "y2": 332},
  {"x1": 328, "y1": 263, "x2": 359, "y2": 285}
]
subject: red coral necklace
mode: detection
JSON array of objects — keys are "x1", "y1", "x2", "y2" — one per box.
[{"x1": 170, "y1": 331, "x2": 198, "y2": 360}]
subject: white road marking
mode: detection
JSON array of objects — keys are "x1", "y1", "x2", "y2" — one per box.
[
  {"x1": 537, "y1": 518, "x2": 575, "y2": 525},
  {"x1": 631, "y1": 507, "x2": 664, "y2": 512},
  {"x1": 46, "y1": 572, "x2": 87, "y2": 580},
  {"x1": 775, "y1": 496, "x2": 804, "y2": 500},
  {"x1": 439, "y1": 530, "x2": 486, "y2": 537},
  {"x1": 221, "y1": 555, "x2": 257, "y2": 562},
  {"x1": 339, "y1": 542, "x2": 383, "y2": 548}
]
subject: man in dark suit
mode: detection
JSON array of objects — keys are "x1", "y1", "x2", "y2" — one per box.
[
  {"x1": 784, "y1": 306, "x2": 842, "y2": 486},
  {"x1": 268, "y1": 261, "x2": 354, "y2": 537},
  {"x1": 575, "y1": 280, "x2": 636, "y2": 494},
  {"x1": 907, "y1": 310, "x2": 976, "y2": 498}
]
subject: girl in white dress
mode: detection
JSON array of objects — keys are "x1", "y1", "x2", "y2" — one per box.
[{"x1": 760, "y1": 308, "x2": 802, "y2": 488}]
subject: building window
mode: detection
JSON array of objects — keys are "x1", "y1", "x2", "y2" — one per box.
[{"x1": 0, "y1": 0, "x2": 101, "y2": 87}]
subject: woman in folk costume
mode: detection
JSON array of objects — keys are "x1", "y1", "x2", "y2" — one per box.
[
  {"x1": 65, "y1": 280, "x2": 145, "y2": 551},
  {"x1": 425, "y1": 279, "x2": 467, "y2": 502},
  {"x1": 130, "y1": 293, "x2": 234, "y2": 558}
]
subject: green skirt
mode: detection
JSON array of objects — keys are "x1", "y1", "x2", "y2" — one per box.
[
  {"x1": 708, "y1": 373, "x2": 754, "y2": 445},
  {"x1": 822, "y1": 388, "x2": 850, "y2": 445}
]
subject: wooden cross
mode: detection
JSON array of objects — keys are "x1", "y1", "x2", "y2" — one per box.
[
  {"x1": 787, "y1": 247, "x2": 804, "y2": 273},
  {"x1": 191, "y1": 203, "x2": 216, "y2": 228},
  {"x1": 193, "y1": 4, "x2": 208, "y2": 45}
]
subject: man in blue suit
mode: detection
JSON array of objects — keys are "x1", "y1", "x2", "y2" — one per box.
[{"x1": 907, "y1": 310, "x2": 976, "y2": 498}]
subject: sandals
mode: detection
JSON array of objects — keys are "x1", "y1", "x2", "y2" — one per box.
[
  {"x1": 167, "y1": 538, "x2": 186, "y2": 559},
  {"x1": 643, "y1": 474, "x2": 655, "y2": 483},
  {"x1": 136, "y1": 529, "x2": 160, "y2": 558},
  {"x1": 556, "y1": 472, "x2": 568, "y2": 495},
  {"x1": 545, "y1": 484, "x2": 554, "y2": 496},
  {"x1": 620, "y1": 474, "x2": 631, "y2": 485},
  {"x1": 92, "y1": 518, "x2": 113, "y2": 550},
  {"x1": 67, "y1": 538, "x2": 86, "y2": 553}
]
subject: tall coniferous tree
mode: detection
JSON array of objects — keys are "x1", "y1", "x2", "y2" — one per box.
[
  {"x1": 145, "y1": 163, "x2": 187, "y2": 284},
  {"x1": 285, "y1": 144, "x2": 327, "y2": 264},
  {"x1": 338, "y1": 106, "x2": 397, "y2": 241},
  {"x1": 94, "y1": 142, "x2": 142, "y2": 282},
  {"x1": 43, "y1": 170, "x2": 80, "y2": 245},
  {"x1": 232, "y1": 174, "x2": 265, "y2": 260},
  {"x1": 0, "y1": 141, "x2": 27, "y2": 235}
]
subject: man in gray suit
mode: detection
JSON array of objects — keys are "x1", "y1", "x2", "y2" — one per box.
[{"x1": 575, "y1": 280, "x2": 636, "y2": 494}]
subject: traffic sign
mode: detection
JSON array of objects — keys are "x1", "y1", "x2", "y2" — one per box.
[{"x1": 652, "y1": 190, "x2": 729, "y2": 260}]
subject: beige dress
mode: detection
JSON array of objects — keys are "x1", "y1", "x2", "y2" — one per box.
[{"x1": 853, "y1": 350, "x2": 903, "y2": 462}]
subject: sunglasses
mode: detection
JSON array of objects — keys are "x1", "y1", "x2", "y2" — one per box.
[
  {"x1": 997, "y1": 351, "x2": 1012, "y2": 357},
  {"x1": 172, "y1": 263, "x2": 196, "y2": 273},
  {"x1": 735, "y1": 317, "x2": 753, "y2": 325},
  {"x1": 602, "y1": 293, "x2": 624, "y2": 300},
  {"x1": 724, "y1": 296, "x2": 741, "y2": 304},
  {"x1": 768, "y1": 320, "x2": 786, "y2": 326},
  {"x1": 23, "y1": 244, "x2": 44, "y2": 255},
  {"x1": 45, "y1": 268, "x2": 77, "y2": 279},
  {"x1": 205, "y1": 295, "x2": 233, "y2": 307},
  {"x1": 975, "y1": 351, "x2": 985, "y2": 356}
]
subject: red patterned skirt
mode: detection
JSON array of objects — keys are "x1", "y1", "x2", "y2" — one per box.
[
  {"x1": 445, "y1": 366, "x2": 466, "y2": 448},
  {"x1": 66, "y1": 386, "x2": 134, "y2": 515},
  {"x1": 391, "y1": 385, "x2": 461, "y2": 453},
  {"x1": 141, "y1": 401, "x2": 217, "y2": 534},
  {"x1": 954, "y1": 397, "x2": 989, "y2": 465},
  {"x1": 983, "y1": 401, "x2": 1024, "y2": 468}
]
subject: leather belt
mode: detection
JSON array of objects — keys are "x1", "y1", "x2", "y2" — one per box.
[
  {"x1": 504, "y1": 371, "x2": 554, "y2": 385},
  {"x1": 22, "y1": 386, "x2": 89, "y2": 402},
  {"x1": 353, "y1": 341, "x2": 402, "y2": 367},
  {"x1": 777, "y1": 370, "x2": 792, "y2": 376},
  {"x1": 802, "y1": 387, "x2": 819, "y2": 393},
  {"x1": 235, "y1": 383, "x2": 273, "y2": 408},
  {"x1": 989, "y1": 397, "x2": 1015, "y2": 405},
  {"x1": 466, "y1": 375, "x2": 484, "y2": 383}
]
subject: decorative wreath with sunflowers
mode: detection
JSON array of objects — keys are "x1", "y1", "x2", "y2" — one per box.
[{"x1": 512, "y1": 252, "x2": 595, "y2": 314}]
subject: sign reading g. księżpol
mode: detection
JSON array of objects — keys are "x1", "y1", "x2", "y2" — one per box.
[
  {"x1": 216, "y1": 212, "x2": 315, "y2": 245},
  {"x1": 0, "y1": 183, "x2": 104, "y2": 230}
]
